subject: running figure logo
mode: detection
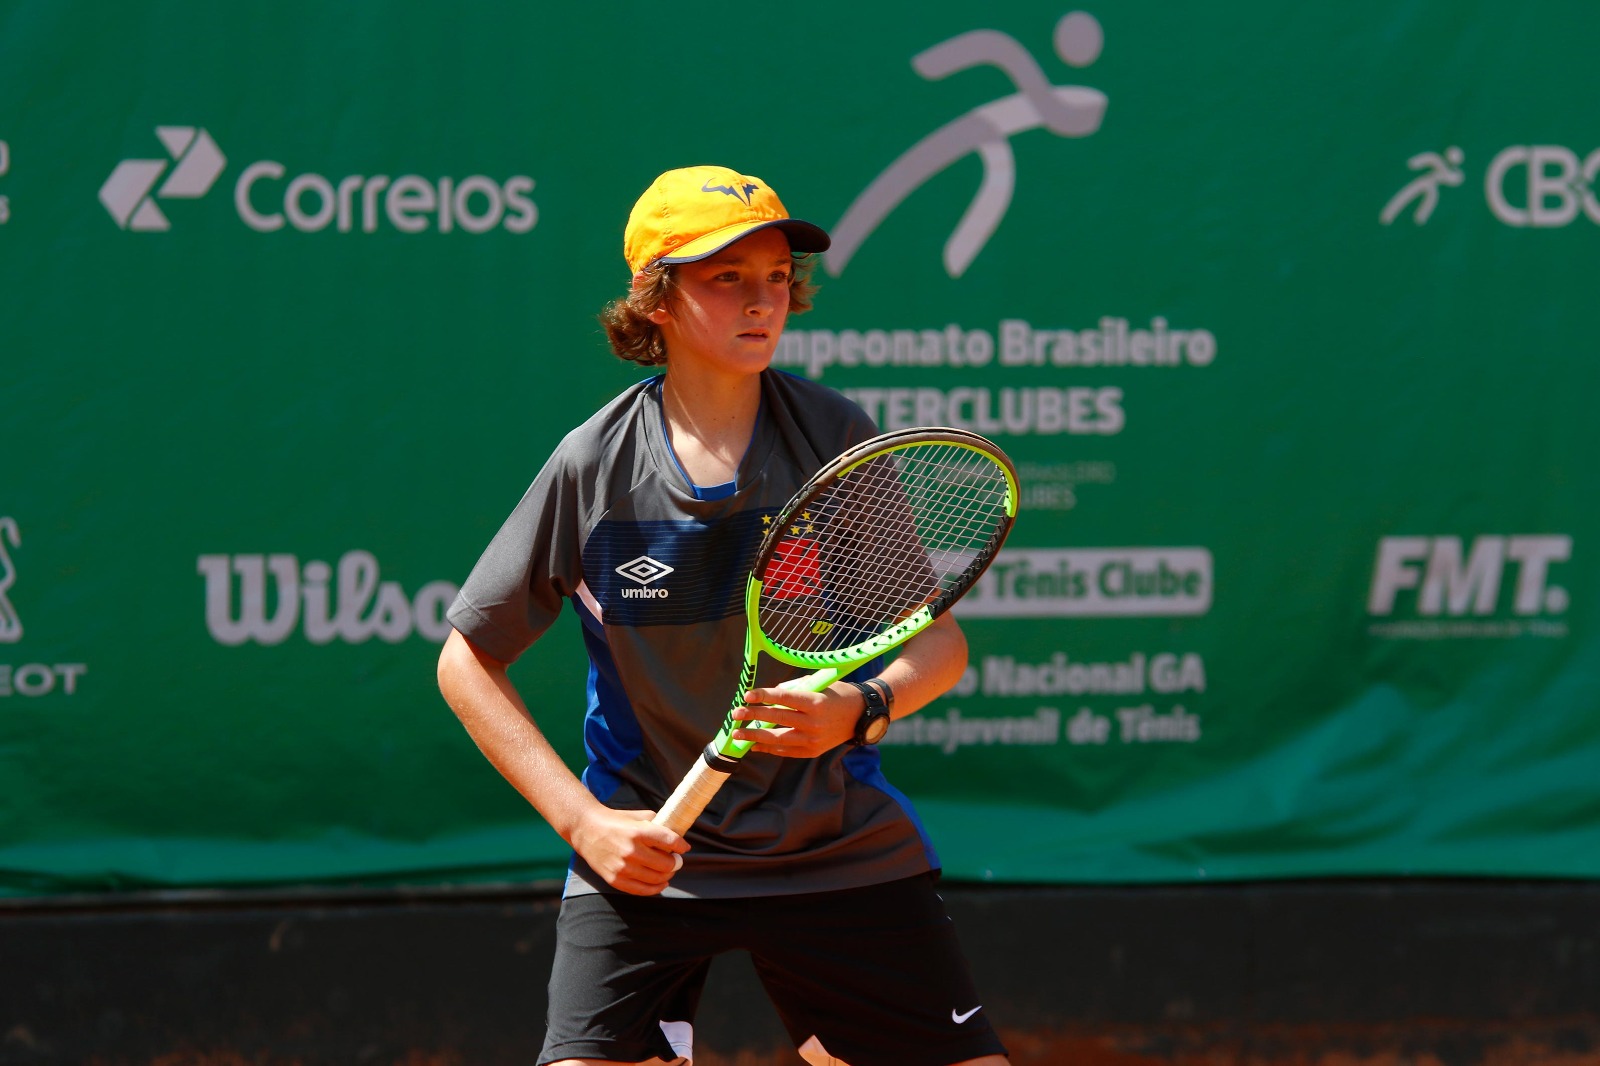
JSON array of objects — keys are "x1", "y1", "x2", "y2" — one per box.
[
  {"x1": 827, "y1": 12, "x2": 1107, "y2": 279},
  {"x1": 0, "y1": 517, "x2": 20, "y2": 643},
  {"x1": 1380, "y1": 147, "x2": 1465, "y2": 225}
]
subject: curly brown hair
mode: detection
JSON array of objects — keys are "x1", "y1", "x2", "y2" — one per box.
[{"x1": 599, "y1": 254, "x2": 819, "y2": 366}]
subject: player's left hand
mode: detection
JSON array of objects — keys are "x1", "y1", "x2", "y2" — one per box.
[{"x1": 732, "y1": 684, "x2": 865, "y2": 757}]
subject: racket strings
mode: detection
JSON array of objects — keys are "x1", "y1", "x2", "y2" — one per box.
[{"x1": 759, "y1": 444, "x2": 1010, "y2": 654}]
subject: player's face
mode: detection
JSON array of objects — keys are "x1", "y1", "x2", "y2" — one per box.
[{"x1": 653, "y1": 228, "x2": 793, "y2": 378}]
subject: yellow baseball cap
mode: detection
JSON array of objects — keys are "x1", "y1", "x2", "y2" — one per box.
[{"x1": 624, "y1": 165, "x2": 831, "y2": 274}]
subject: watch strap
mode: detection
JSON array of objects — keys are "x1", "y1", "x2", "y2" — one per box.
[
  {"x1": 860, "y1": 676, "x2": 894, "y2": 710},
  {"x1": 846, "y1": 679, "x2": 891, "y2": 746}
]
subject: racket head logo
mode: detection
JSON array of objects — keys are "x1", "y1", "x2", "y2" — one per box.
[{"x1": 762, "y1": 539, "x2": 822, "y2": 600}]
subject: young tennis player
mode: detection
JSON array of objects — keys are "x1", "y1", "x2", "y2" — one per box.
[{"x1": 438, "y1": 165, "x2": 1009, "y2": 1066}]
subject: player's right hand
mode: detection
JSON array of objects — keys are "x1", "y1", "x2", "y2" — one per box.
[{"x1": 571, "y1": 807, "x2": 689, "y2": 896}]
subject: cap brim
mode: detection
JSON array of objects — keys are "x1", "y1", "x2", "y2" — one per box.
[{"x1": 656, "y1": 218, "x2": 831, "y2": 267}]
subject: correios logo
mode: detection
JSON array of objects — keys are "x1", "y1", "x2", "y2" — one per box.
[
  {"x1": 198, "y1": 551, "x2": 458, "y2": 646},
  {"x1": 235, "y1": 160, "x2": 535, "y2": 235},
  {"x1": 103, "y1": 126, "x2": 536, "y2": 235},
  {"x1": 99, "y1": 127, "x2": 228, "y2": 231}
]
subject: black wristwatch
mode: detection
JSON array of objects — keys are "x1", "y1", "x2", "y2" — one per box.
[{"x1": 847, "y1": 678, "x2": 893, "y2": 746}]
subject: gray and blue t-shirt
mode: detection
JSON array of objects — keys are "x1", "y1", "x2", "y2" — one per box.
[{"x1": 447, "y1": 369, "x2": 939, "y2": 898}]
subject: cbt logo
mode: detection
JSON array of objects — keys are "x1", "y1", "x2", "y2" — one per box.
[
  {"x1": 1381, "y1": 145, "x2": 1600, "y2": 228},
  {"x1": 1485, "y1": 146, "x2": 1600, "y2": 227},
  {"x1": 102, "y1": 126, "x2": 537, "y2": 235},
  {"x1": 1368, "y1": 535, "x2": 1571, "y2": 617}
]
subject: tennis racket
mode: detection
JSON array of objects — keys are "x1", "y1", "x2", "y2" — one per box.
[{"x1": 653, "y1": 427, "x2": 1018, "y2": 835}]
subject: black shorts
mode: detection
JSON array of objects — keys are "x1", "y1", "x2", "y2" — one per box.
[{"x1": 539, "y1": 872, "x2": 1006, "y2": 1066}]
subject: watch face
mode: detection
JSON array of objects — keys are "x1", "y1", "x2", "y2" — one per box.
[{"x1": 863, "y1": 713, "x2": 891, "y2": 744}]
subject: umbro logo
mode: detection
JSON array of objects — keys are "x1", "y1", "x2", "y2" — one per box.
[
  {"x1": 616, "y1": 556, "x2": 674, "y2": 584},
  {"x1": 616, "y1": 556, "x2": 673, "y2": 599}
]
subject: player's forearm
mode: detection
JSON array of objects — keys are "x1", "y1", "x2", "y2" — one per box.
[
  {"x1": 861, "y1": 613, "x2": 968, "y2": 720},
  {"x1": 436, "y1": 629, "x2": 603, "y2": 843}
]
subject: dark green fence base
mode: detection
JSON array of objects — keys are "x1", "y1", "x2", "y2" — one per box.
[{"x1": 3, "y1": 879, "x2": 1598, "y2": 1065}]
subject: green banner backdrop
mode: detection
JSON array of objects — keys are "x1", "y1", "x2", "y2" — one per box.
[{"x1": 3, "y1": 1, "x2": 1597, "y2": 895}]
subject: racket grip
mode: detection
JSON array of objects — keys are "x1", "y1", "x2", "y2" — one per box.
[
  {"x1": 776, "y1": 666, "x2": 842, "y2": 693},
  {"x1": 653, "y1": 750, "x2": 733, "y2": 836}
]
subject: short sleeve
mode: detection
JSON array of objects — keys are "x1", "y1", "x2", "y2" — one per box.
[{"x1": 446, "y1": 450, "x2": 586, "y2": 663}]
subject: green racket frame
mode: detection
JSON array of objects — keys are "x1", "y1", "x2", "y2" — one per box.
[{"x1": 653, "y1": 428, "x2": 1018, "y2": 836}]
